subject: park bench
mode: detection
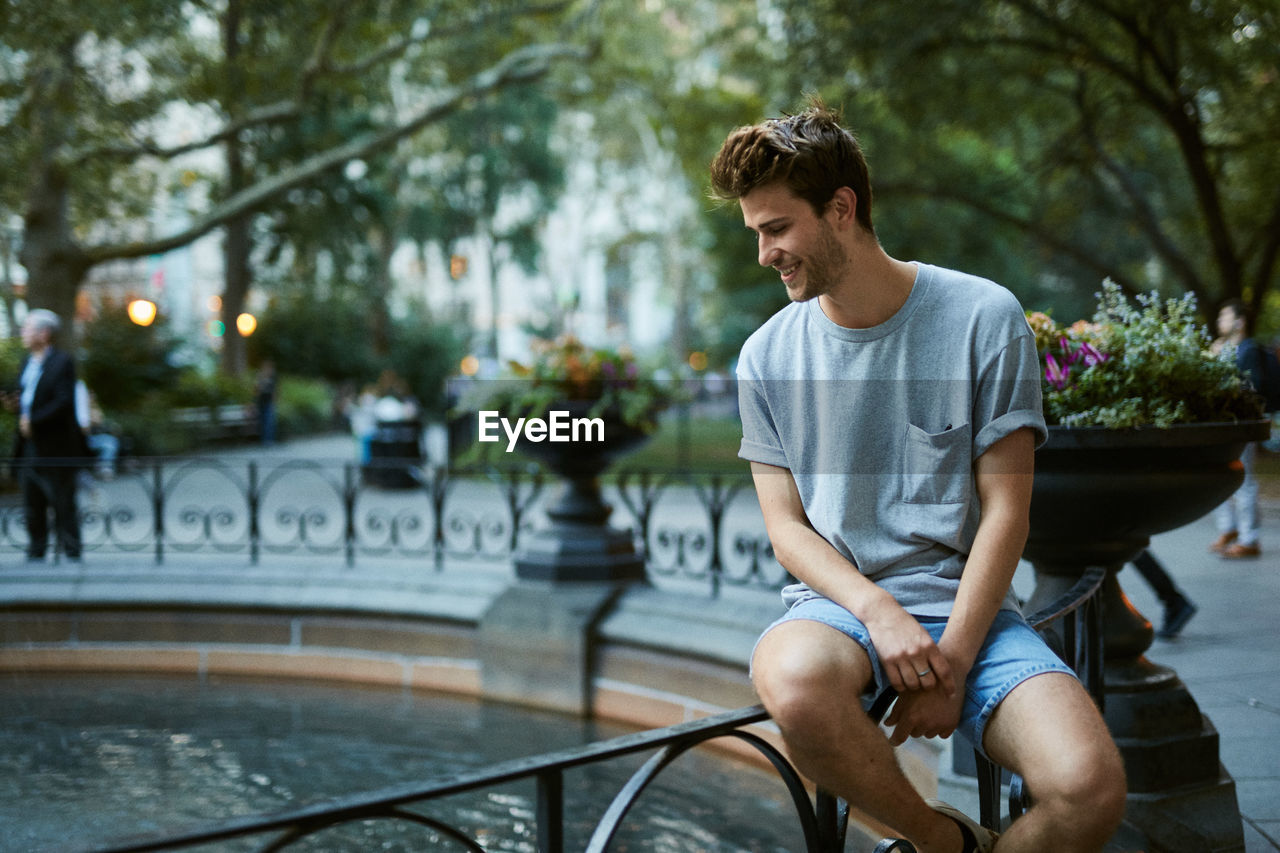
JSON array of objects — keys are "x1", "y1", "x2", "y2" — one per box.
[{"x1": 170, "y1": 404, "x2": 259, "y2": 444}]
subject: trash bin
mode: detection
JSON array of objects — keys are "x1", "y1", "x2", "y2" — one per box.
[{"x1": 364, "y1": 418, "x2": 422, "y2": 488}]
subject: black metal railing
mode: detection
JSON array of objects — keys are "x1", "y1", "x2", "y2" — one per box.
[
  {"x1": 91, "y1": 705, "x2": 842, "y2": 853},
  {"x1": 1, "y1": 457, "x2": 784, "y2": 596}
]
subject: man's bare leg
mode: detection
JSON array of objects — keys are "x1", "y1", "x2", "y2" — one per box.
[
  {"x1": 752, "y1": 620, "x2": 968, "y2": 853},
  {"x1": 982, "y1": 672, "x2": 1127, "y2": 852}
]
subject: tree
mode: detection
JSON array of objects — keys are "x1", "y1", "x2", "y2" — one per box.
[
  {"x1": 415, "y1": 86, "x2": 566, "y2": 357},
  {"x1": 0, "y1": 1, "x2": 593, "y2": 348},
  {"x1": 768, "y1": 0, "x2": 1280, "y2": 320},
  {"x1": 560, "y1": 0, "x2": 781, "y2": 364}
]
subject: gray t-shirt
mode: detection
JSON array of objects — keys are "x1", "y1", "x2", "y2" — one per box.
[{"x1": 736, "y1": 263, "x2": 1047, "y2": 617}]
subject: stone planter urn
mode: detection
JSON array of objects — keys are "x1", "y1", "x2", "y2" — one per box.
[
  {"x1": 481, "y1": 403, "x2": 653, "y2": 715},
  {"x1": 511, "y1": 401, "x2": 651, "y2": 583},
  {"x1": 1023, "y1": 418, "x2": 1270, "y2": 851}
]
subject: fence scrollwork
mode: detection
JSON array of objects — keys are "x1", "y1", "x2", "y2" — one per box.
[{"x1": 1, "y1": 457, "x2": 785, "y2": 597}]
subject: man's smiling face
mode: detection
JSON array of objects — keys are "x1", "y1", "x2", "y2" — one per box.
[{"x1": 740, "y1": 181, "x2": 849, "y2": 304}]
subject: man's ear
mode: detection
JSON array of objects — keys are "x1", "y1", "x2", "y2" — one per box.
[{"x1": 826, "y1": 186, "x2": 859, "y2": 228}]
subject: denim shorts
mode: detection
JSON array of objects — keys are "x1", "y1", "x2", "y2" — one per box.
[{"x1": 759, "y1": 601, "x2": 1076, "y2": 755}]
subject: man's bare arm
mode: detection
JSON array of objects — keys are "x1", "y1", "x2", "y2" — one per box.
[
  {"x1": 883, "y1": 427, "x2": 1036, "y2": 745},
  {"x1": 939, "y1": 427, "x2": 1036, "y2": 676},
  {"x1": 750, "y1": 460, "x2": 956, "y2": 696}
]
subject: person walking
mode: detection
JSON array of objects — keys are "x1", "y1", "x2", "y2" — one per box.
[
  {"x1": 1130, "y1": 550, "x2": 1197, "y2": 638},
  {"x1": 254, "y1": 360, "x2": 278, "y2": 447},
  {"x1": 1210, "y1": 299, "x2": 1263, "y2": 559},
  {"x1": 5, "y1": 309, "x2": 87, "y2": 562}
]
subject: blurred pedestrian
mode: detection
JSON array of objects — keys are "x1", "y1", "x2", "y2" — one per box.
[
  {"x1": 254, "y1": 360, "x2": 278, "y2": 446},
  {"x1": 4, "y1": 310, "x2": 87, "y2": 562},
  {"x1": 1130, "y1": 550, "x2": 1197, "y2": 638},
  {"x1": 1210, "y1": 300, "x2": 1263, "y2": 559},
  {"x1": 348, "y1": 384, "x2": 378, "y2": 465},
  {"x1": 75, "y1": 381, "x2": 119, "y2": 478}
]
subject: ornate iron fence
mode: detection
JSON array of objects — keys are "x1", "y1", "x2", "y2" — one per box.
[{"x1": 1, "y1": 458, "x2": 785, "y2": 596}]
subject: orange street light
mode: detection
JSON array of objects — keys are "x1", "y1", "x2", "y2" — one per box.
[
  {"x1": 236, "y1": 313, "x2": 257, "y2": 336},
  {"x1": 127, "y1": 299, "x2": 157, "y2": 327}
]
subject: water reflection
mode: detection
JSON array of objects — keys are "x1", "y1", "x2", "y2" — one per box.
[{"x1": 0, "y1": 673, "x2": 803, "y2": 852}]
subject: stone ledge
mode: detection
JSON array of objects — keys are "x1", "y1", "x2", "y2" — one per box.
[{"x1": 0, "y1": 586, "x2": 941, "y2": 815}]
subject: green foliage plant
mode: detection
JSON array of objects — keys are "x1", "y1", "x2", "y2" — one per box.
[
  {"x1": 1028, "y1": 281, "x2": 1263, "y2": 429},
  {"x1": 251, "y1": 292, "x2": 462, "y2": 417},
  {"x1": 250, "y1": 292, "x2": 378, "y2": 388},
  {"x1": 0, "y1": 337, "x2": 22, "y2": 460},
  {"x1": 385, "y1": 317, "x2": 467, "y2": 416},
  {"x1": 79, "y1": 299, "x2": 185, "y2": 411},
  {"x1": 275, "y1": 376, "x2": 335, "y2": 437}
]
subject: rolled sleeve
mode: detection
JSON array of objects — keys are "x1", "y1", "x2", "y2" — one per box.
[
  {"x1": 972, "y1": 334, "x2": 1047, "y2": 457},
  {"x1": 737, "y1": 375, "x2": 790, "y2": 468}
]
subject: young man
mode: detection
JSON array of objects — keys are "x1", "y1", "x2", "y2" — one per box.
[{"x1": 710, "y1": 103, "x2": 1125, "y2": 852}]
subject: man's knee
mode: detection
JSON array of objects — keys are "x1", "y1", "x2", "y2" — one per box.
[
  {"x1": 990, "y1": 673, "x2": 1127, "y2": 841},
  {"x1": 751, "y1": 621, "x2": 872, "y2": 733},
  {"x1": 1029, "y1": 736, "x2": 1127, "y2": 836}
]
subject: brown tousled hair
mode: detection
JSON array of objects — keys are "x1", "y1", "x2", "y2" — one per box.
[{"x1": 708, "y1": 97, "x2": 875, "y2": 234}]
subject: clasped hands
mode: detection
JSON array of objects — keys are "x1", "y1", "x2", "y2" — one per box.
[{"x1": 866, "y1": 609, "x2": 966, "y2": 747}]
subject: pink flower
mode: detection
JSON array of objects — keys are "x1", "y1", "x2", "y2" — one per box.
[
  {"x1": 1045, "y1": 352, "x2": 1070, "y2": 390},
  {"x1": 1079, "y1": 342, "x2": 1109, "y2": 367}
]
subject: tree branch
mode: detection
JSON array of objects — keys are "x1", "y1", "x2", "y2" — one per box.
[
  {"x1": 877, "y1": 179, "x2": 1145, "y2": 295},
  {"x1": 68, "y1": 100, "x2": 301, "y2": 166},
  {"x1": 296, "y1": 1, "x2": 350, "y2": 100},
  {"x1": 1247, "y1": 186, "x2": 1280, "y2": 319},
  {"x1": 1069, "y1": 0, "x2": 1242, "y2": 294},
  {"x1": 66, "y1": 1, "x2": 577, "y2": 167},
  {"x1": 1072, "y1": 75, "x2": 1204, "y2": 296},
  {"x1": 82, "y1": 41, "x2": 589, "y2": 264},
  {"x1": 927, "y1": 1, "x2": 1243, "y2": 296},
  {"x1": 325, "y1": 2, "x2": 575, "y2": 78}
]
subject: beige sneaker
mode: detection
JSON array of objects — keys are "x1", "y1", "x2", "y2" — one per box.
[{"x1": 926, "y1": 798, "x2": 999, "y2": 853}]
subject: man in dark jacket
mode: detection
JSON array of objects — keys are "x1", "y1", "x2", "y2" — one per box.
[{"x1": 6, "y1": 309, "x2": 85, "y2": 561}]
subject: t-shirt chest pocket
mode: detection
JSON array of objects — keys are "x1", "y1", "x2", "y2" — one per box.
[{"x1": 900, "y1": 422, "x2": 972, "y2": 504}]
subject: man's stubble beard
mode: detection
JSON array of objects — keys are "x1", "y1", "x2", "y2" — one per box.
[{"x1": 787, "y1": 221, "x2": 848, "y2": 304}]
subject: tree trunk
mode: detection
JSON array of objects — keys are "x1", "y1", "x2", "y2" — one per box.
[
  {"x1": 485, "y1": 228, "x2": 501, "y2": 358},
  {"x1": 17, "y1": 164, "x2": 89, "y2": 336},
  {"x1": 221, "y1": 210, "x2": 252, "y2": 376},
  {"x1": 219, "y1": 0, "x2": 251, "y2": 377},
  {"x1": 19, "y1": 46, "x2": 89, "y2": 335}
]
